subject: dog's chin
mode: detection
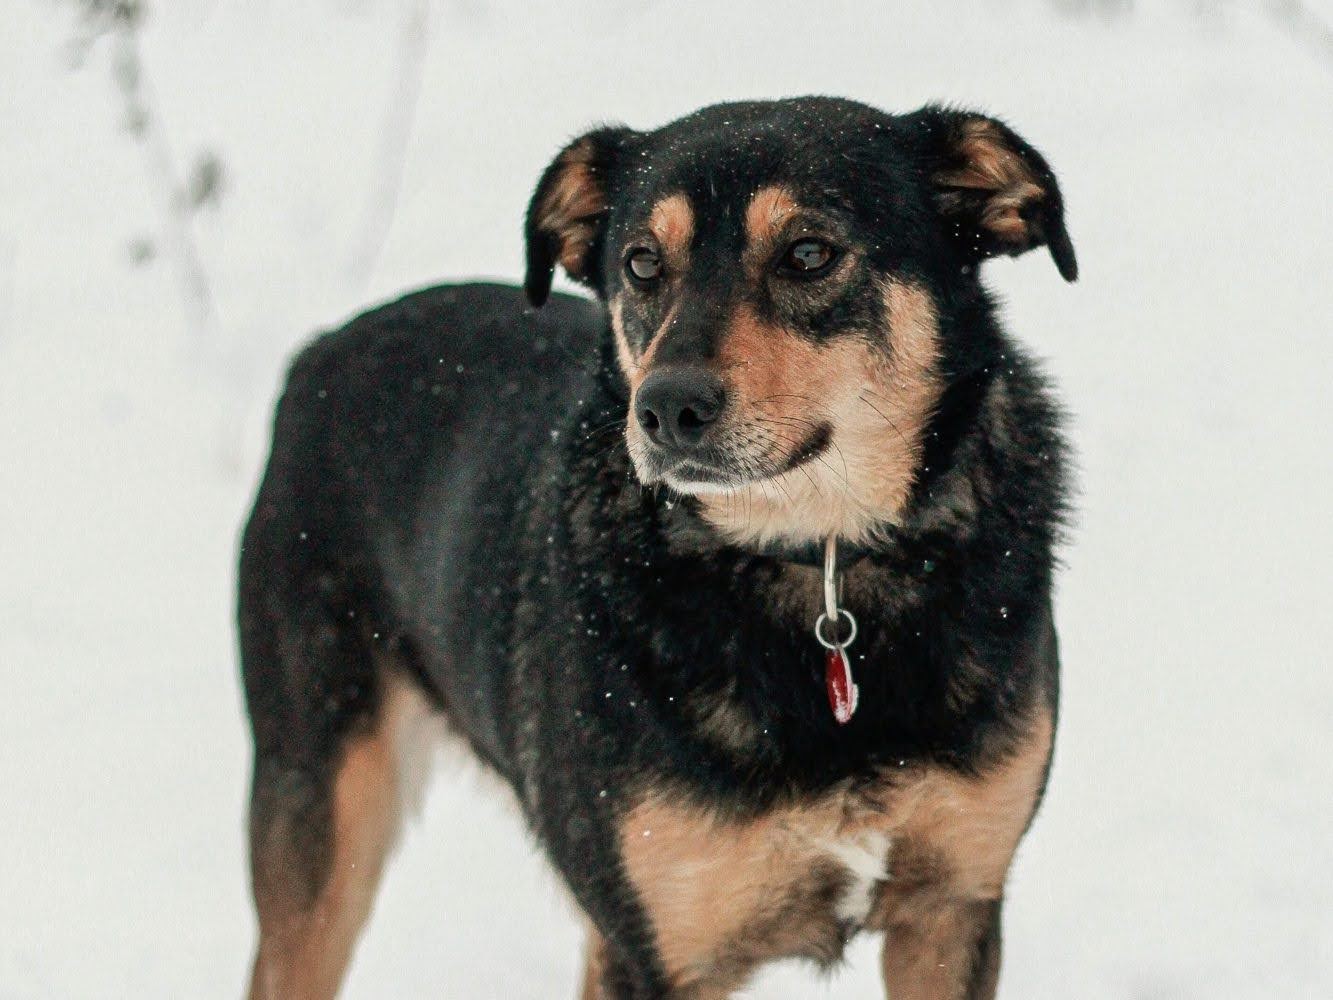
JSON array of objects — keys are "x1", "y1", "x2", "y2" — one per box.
[
  {"x1": 630, "y1": 423, "x2": 833, "y2": 499},
  {"x1": 659, "y1": 473, "x2": 740, "y2": 497},
  {"x1": 631, "y1": 451, "x2": 749, "y2": 497}
]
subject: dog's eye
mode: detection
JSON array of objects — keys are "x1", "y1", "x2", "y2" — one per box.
[
  {"x1": 626, "y1": 248, "x2": 663, "y2": 283},
  {"x1": 780, "y1": 239, "x2": 836, "y2": 277}
]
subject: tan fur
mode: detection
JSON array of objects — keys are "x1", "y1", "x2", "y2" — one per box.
[
  {"x1": 874, "y1": 706, "x2": 1054, "y2": 911},
  {"x1": 982, "y1": 180, "x2": 1044, "y2": 241},
  {"x1": 618, "y1": 795, "x2": 850, "y2": 994},
  {"x1": 247, "y1": 673, "x2": 436, "y2": 1000},
  {"x1": 869, "y1": 708, "x2": 1053, "y2": 1000},
  {"x1": 619, "y1": 704, "x2": 1053, "y2": 996},
  {"x1": 936, "y1": 119, "x2": 1046, "y2": 247},
  {"x1": 742, "y1": 185, "x2": 799, "y2": 274},
  {"x1": 936, "y1": 120, "x2": 1028, "y2": 191},
  {"x1": 878, "y1": 898, "x2": 999, "y2": 1000},
  {"x1": 648, "y1": 193, "x2": 694, "y2": 275},
  {"x1": 694, "y1": 281, "x2": 941, "y2": 546},
  {"x1": 538, "y1": 139, "x2": 610, "y2": 278},
  {"x1": 580, "y1": 925, "x2": 734, "y2": 1000}
]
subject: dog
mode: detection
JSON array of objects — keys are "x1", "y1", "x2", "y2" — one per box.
[{"x1": 239, "y1": 96, "x2": 1076, "y2": 999}]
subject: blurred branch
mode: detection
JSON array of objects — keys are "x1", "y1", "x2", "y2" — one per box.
[
  {"x1": 69, "y1": 0, "x2": 144, "y2": 46},
  {"x1": 71, "y1": 0, "x2": 219, "y2": 337},
  {"x1": 346, "y1": 0, "x2": 432, "y2": 290}
]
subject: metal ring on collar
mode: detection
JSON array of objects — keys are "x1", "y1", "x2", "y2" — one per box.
[{"x1": 814, "y1": 608, "x2": 858, "y2": 650}]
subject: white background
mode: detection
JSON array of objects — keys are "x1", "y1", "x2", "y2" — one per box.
[{"x1": 1, "y1": 1, "x2": 1331, "y2": 996}]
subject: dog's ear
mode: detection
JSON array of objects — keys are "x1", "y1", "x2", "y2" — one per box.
[
  {"x1": 908, "y1": 106, "x2": 1077, "y2": 282},
  {"x1": 524, "y1": 126, "x2": 634, "y2": 307}
]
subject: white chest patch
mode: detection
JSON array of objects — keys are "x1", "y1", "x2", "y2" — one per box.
[{"x1": 819, "y1": 830, "x2": 893, "y2": 924}]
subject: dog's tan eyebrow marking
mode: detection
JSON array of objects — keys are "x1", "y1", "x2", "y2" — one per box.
[
  {"x1": 743, "y1": 185, "x2": 805, "y2": 279},
  {"x1": 647, "y1": 193, "x2": 694, "y2": 271},
  {"x1": 744, "y1": 185, "x2": 801, "y2": 250}
]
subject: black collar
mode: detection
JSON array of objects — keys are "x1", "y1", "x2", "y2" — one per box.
[{"x1": 741, "y1": 536, "x2": 878, "y2": 569}]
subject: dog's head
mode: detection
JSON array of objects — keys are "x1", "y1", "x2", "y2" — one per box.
[{"x1": 525, "y1": 98, "x2": 1075, "y2": 545}]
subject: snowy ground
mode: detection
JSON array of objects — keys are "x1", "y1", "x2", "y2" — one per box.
[{"x1": 2, "y1": 1, "x2": 1331, "y2": 996}]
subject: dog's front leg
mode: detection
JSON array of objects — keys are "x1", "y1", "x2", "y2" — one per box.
[
  {"x1": 577, "y1": 927, "x2": 661, "y2": 1000},
  {"x1": 880, "y1": 897, "x2": 1002, "y2": 1000},
  {"x1": 578, "y1": 926, "x2": 733, "y2": 1000}
]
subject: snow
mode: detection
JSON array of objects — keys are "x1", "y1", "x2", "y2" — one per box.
[{"x1": 2, "y1": 0, "x2": 1331, "y2": 996}]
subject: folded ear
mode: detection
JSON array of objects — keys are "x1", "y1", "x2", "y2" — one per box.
[
  {"x1": 524, "y1": 126, "x2": 633, "y2": 307},
  {"x1": 909, "y1": 106, "x2": 1077, "y2": 282}
]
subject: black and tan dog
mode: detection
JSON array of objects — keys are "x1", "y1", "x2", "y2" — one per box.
[{"x1": 239, "y1": 97, "x2": 1075, "y2": 999}]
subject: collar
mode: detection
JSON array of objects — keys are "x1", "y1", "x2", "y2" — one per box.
[{"x1": 741, "y1": 535, "x2": 878, "y2": 569}]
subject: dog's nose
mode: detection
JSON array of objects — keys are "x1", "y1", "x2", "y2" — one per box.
[{"x1": 635, "y1": 367, "x2": 725, "y2": 449}]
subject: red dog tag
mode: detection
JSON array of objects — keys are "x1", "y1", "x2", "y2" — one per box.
[{"x1": 825, "y1": 646, "x2": 859, "y2": 725}]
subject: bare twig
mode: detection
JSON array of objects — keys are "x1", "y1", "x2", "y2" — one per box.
[
  {"x1": 113, "y1": 27, "x2": 219, "y2": 337},
  {"x1": 346, "y1": 0, "x2": 433, "y2": 290},
  {"x1": 73, "y1": 2, "x2": 221, "y2": 338}
]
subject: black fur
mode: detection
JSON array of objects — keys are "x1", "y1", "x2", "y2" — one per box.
[{"x1": 240, "y1": 96, "x2": 1073, "y2": 998}]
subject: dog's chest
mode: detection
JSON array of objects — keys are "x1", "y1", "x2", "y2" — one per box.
[
  {"x1": 617, "y1": 705, "x2": 1053, "y2": 988},
  {"x1": 616, "y1": 778, "x2": 912, "y2": 986}
]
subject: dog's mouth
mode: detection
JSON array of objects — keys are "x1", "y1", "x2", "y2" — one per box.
[{"x1": 635, "y1": 421, "x2": 833, "y2": 495}]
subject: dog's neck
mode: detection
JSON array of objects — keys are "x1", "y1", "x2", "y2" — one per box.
[
  {"x1": 655, "y1": 487, "x2": 902, "y2": 569},
  {"x1": 737, "y1": 534, "x2": 875, "y2": 569}
]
